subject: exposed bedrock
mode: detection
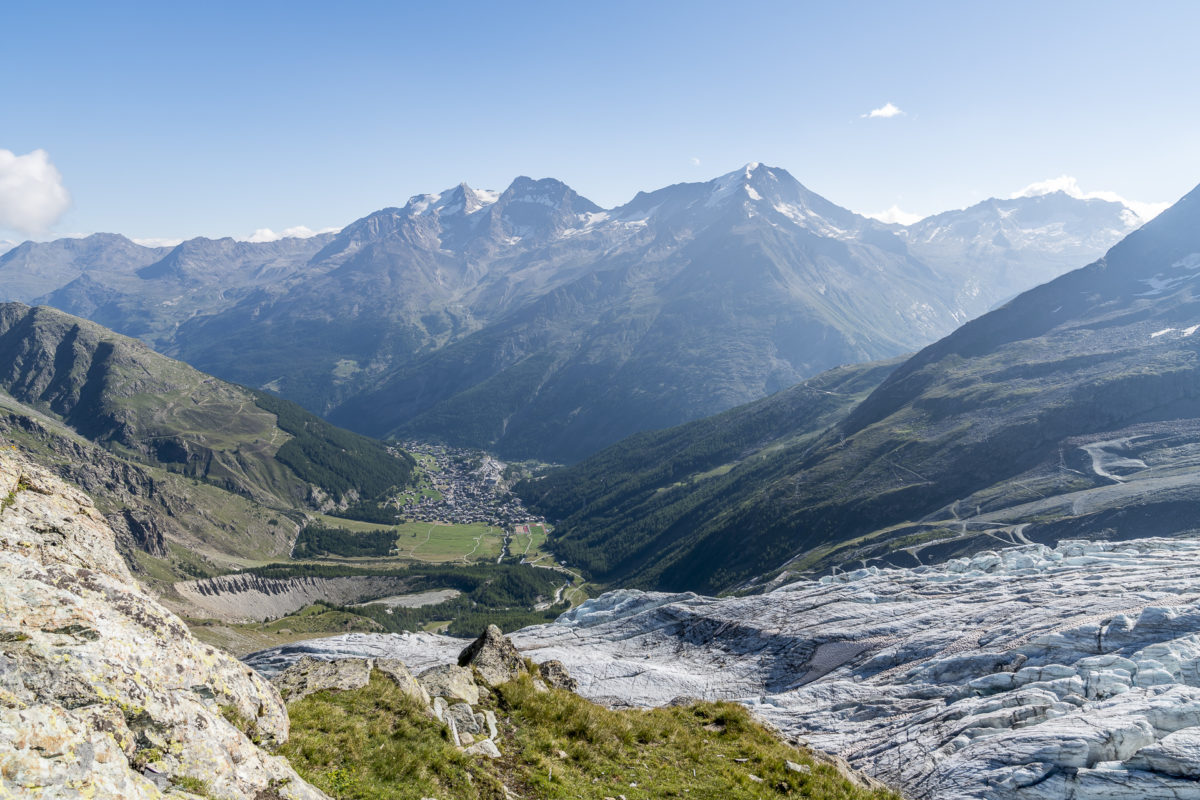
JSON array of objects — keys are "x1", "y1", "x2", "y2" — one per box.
[
  {"x1": 0, "y1": 451, "x2": 327, "y2": 799},
  {"x1": 176, "y1": 573, "x2": 412, "y2": 622}
]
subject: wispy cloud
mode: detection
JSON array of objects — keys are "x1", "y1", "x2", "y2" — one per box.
[
  {"x1": 131, "y1": 237, "x2": 185, "y2": 248},
  {"x1": 243, "y1": 225, "x2": 340, "y2": 243},
  {"x1": 690, "y1": 157, "x2": 701, "y2": 166},
  {"x1": 1011, "y1": 175, "x2": 1169, "y2": 222},
  {"x1": 862, "y1": 205, "x2": 923, "y2": 225},
  {"x1": 0, "y1": 149, "x2": 71, "y2": 233},
  {"x1": 863, "y1": 102, "x2": 904, "y2": 119}
]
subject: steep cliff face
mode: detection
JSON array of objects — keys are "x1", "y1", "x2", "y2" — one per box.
[{"x1": 0, "y1": 451, "x2": 327, "y2": 799}]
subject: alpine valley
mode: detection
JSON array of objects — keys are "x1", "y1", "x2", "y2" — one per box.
[{"x1": 6, "y1": 164, "x2": 1200, "y2": 800}]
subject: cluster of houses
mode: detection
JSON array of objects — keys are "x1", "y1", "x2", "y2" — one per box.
[{"x1": 398, "y1": 442, "x2": 545, "y2": 528}]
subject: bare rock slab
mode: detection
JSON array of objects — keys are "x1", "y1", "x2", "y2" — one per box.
[
  {"x1": 0, "y1": 451, "x2": 328, "y2": 800},
  {"x1": 418, "y1": 664, "x2": 480, "y2": 705},
  {"x1": 376, "y1": 657, "x2": 431, "y2": 706},
  {"x1": 271, "y1": 656, "x2": 372, "y2": 702}
]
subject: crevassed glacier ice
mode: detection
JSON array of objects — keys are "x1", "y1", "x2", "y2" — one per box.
[{"x1": 245, "y1": 537, "x2": 1200, "y2": 799}]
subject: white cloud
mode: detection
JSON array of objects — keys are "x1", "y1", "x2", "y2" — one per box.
[
  {"x1": 242, "y1": 225, "x2": 340, "y2": 243},
  {"x1": 0, "y1": 149, "x2": 71, "y2": 233},
  {"x1": 864, "y1": 102, "x2": 904, "y2": 119},
  {"x1": 690, "y1": 157, "x2": 701, "y2": 166},
  {"x1": 862, "y1": 205, "x2": 924, "y2": 225},
  {"x1": 131, "y1": 237, "x2": 184, "y2": 248},
  {"x1": 1010, "y1": 175, "x2": 1169, "y2": 222}
]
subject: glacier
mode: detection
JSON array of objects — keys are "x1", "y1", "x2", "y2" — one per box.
[{"x1": 245, "y1": 537, "x2": 1200, "y2": 799}]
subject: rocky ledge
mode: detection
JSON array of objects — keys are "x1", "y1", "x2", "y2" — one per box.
[
  {"x1": 268, "y1": 625, "x2": 573, "y2": 762},
  {"x1": 249, "y1": 537, "x2": 1200, "y2": 800},
  {"x1": 0, "y1": 451, "x2": 326, "y2": 799}
]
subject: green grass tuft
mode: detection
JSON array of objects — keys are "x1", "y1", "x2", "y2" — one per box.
[{"x1": 281, "y1": 671, "x2": 902, "y2": 800}]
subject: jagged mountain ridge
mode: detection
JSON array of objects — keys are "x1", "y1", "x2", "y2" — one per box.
[
  {"x1": 2, "y1": 165, "x2": 1147, "y2": 461},
  {"x1": 518, "y1": 180, "x2": 1200, "y2": 591}
]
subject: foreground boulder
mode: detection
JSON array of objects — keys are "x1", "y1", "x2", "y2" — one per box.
[
  {"x1": 418, "y1": 663, "x2": 480, "y2": 705},
  {"x1": 538, "y1": 659, "x2": 578, "y2": 691},
  {"x1": 0, "y1": 452, "x2": 327, "y2": 799},
  {"x1": 458, "y1": 624, "x2": 527, "y2": 685},
  {"x1": 272, "y1": 655, "x2": 431, "y2": 707},
  {"x1": 272, "y1": 656, "x2": 373, "y2": 701}
]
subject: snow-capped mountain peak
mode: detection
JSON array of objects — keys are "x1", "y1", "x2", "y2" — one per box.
[{"x1": 405, "y1": 182, "x2": 500, "y2": 218}]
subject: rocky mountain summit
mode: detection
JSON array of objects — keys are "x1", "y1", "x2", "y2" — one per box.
[
  {"x1": 249, "y1": 536, "x2": 1200, "y2": 799},
  {"x1": 0, "y1": 450, "x2": 326, "y2": 798}
]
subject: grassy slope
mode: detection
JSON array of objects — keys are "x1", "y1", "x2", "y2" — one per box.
[
  {"x1": 282, "y1": 671, "x2": 901, "y2": 800},
  {"x1": 525, "y1": 186, "x2": 1200, "y2": 593},
  {"x1": 516, "y1": 359, "x2": 901, "y2": 591},
  {"x1": 0, "y1": 302, "x2": 414, "y2": 512}
]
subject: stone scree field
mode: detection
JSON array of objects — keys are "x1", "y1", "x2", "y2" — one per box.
[{"x1": 247, "y1": 537, "x2": 1200, "y2": 800}]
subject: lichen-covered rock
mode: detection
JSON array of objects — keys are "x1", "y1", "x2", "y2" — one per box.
[
  {"x1": 446, "y1": 702, "x2": 482, "y2": 736},
  {"x1": 464, "y1": 738, "x2": 502, "y2": 758},
  {"x1": 418, "y1": 664, "x2": 480, "y2": 704},
  {"x1": 458, "y1": 624, "x2": 527, "y2": 686},
  {"x1": 538, "y1": 659, "x2": 578, "y2": 691},
  {"x1": 271, "y1": 656, "x2": 372, "y2": 702},
  {"x1": 376, "y1": 657, "x2": 431, "y2": 706},
  {"x1": 0, "y1": 452, "x2": 327, "y2": 799}
]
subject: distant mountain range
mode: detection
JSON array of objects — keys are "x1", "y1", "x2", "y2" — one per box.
[
  {"x1": 517, "y1": 180, "x2": 1200, "y2": 593},
  {"x1": 0, "y1": 165, "x2": 1152, "y2": 461}
]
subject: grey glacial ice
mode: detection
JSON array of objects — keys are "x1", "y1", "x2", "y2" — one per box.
[{"x1": 244, "y1": 537, "x2": 1200, "y2": 799}]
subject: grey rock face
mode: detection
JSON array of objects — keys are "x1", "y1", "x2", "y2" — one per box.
[
  {"x1": 0, "y1": 452, "x2": 327, "y2": 799},
  {"x1": 376, "y1": 657, "x2": 431, "y2": 706},
  {"x1": 418, "y1": 664, "x2": 480, "y2": 705},
  {"x1": 271, "y1": 656, "x2": 372, "y2": 702},
  {"x1": 459, "y1": 624, "x2": 528, "y2": 686},
  {"x1": 447, "y1": 702, "x2": 482, "y2": 736}
]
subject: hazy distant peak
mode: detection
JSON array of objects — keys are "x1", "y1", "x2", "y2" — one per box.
[
  {"x1": 497, "y1": 176, "x2": 601, "y2": 212},
  {"x1": 1010, "y1": 175, "x2": 1169, "y2": 223}
]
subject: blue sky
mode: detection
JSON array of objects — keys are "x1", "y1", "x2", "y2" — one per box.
[{"x1": 3, "y1": 0, "x2": 1200, "y2": 243}]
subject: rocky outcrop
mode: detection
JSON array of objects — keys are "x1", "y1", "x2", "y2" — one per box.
[
  {"x1": 375, "y1": 658, "x2": 431, "y2": 706},
  {"x1": 0, "y1": 451, "x2": 327, "y2": 799},
  {"x1": 458, "y1": 624, "x2": 527, "y2": 685},
  {"x1": 271, "y1": 655, "x2": 430, "y2": 707},
  {"x1": 418, "y1": 664, "x2": 480, "y2": 705},
  {"x1": 538, "y1": 660, "x2": 577, "y2": 691},
  {"x1": 269, "y1": 647, "x2": 512, "y2": 759},
  {"x1": 271, "y1": 656, "x2": 373, "y2": 702}
]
